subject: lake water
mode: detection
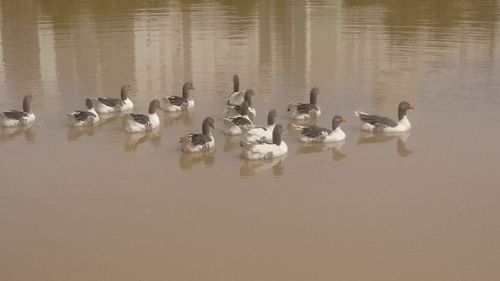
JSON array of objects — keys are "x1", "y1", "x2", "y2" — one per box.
[{"x1": 1, "y1": 0, "x2": 500, "y2": 280}]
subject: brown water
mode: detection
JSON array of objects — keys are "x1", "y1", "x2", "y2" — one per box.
[{"x1": 1, "y1": 0, "x2": 500, "y2": 280}]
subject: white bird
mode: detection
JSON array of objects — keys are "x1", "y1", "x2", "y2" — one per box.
[
  {"x1": 124, "y1": 99, "x2": 161, "y2": 133},
  {"x1": 180, "y1": 117, "x2": 216, "y2": 153},
  {"x1": 225, "y1": 89, "x2": 256, "y2": 119},
  {"x1": 67, "y1": 98, "x2": 100, "y2": 127},
  {"x1": 293, "y1": 115, "x2": 348, "y2": 143},
  {"x1": 162, "y1": 82, "x2": 195, "y2": 112},
  {"x1": 240, "y1": 124, "x2": 288, "y2": 160},
  {"x1": 354, "y1": 101, "x2": 416, "y2": 133},
  {"x1": 94, "y1": 85, "x2": 134, "y2": 113},
  {"x1": 0, "y1": 95, "x2": 36, "y2": 127},
  {"x1": 241, "y1": 109, "x2": 277, "y2": 143},
  {"x1": 223, "y1": 101, "x2": 253, "y2": 135},
  {"x1": 287, "y1": 87, "x2": 321, "y2": 120},
  {"x1": 227, "y1": 74, "x2": 246, "y2": 106}
]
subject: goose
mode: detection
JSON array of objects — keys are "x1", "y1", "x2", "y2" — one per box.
[
  {"x1": 354, "y1": 101, "x2": 416, "y2": 133},
  {"x1": 67, "y1": 98, "x2": 100, "y2": 126},
  {"x1": 287, "y1": 87, "x2": 321, "y2": 120},
  {"x1": 124, "y1": 99, "x2": 161, "y2": 133},
  {"x1": 227, "y1": 74, "x2": 245, "y2": 106},
  {"x1": 0, "y1": 95, "x2": 35, "y2": 127},
  {"x1": 225, "y1": 89, "x2": 256, "y2": 119},
  {"x1": 162, "y1": 82, "x2": 195, "y2": 112},
  {"x1": 180, "y1": 117, "x2": 215, "y2": 153},
  {"x1": 293, "y1": 115, "x2": 348, "y2": 143},
  {"x1": 240, "y1": 124, "x2": 288, "y2": 160},
  {"x1": 223, "y1": 101, "x2": 253, "y2": 135},
  {"x1": 241, "y1": 109, "x2": 277, "y2": 143},
  {"x1": 94, "y1": 85, "x2": 134, "y2": 113}
]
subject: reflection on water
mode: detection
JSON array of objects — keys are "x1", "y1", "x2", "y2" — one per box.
[
  {"x1": 178, "y1": 150, "x2": 215, "y2": 170},
  {"x1": 357, "y1": 131, "x2": 413, "y2": 158},
  {"x1": 163, "y1": 110, "x2": 195, "y2": 127},
  {"x1": 0, "y1": 124, "x2": 37, "y2": 144},
  {"x1": 66, "y1": 125, "x2": 96, "y2": 141},
  {"x1": 223, "y1": 135, "x2": 242, "y2": 152},
  {"x1": 124, "y1": 129, "x2": 161, "y2": 152},
  {"x1": 240, "y1": 155, "x2": 286, "y2": 178},
  {"x1": 296, "y1": 140, "x2": 347, "y2": 161}
]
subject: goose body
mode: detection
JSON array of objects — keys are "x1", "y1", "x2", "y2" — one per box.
[
  {"x1": 180, "y1": 117, "x2": 215, "y2": 153},
  {"x1": 0, "y1": 95, "x2": 35, "y2": 127},
  {"x1": 124, "y1": 100, "x2": 161, "y2": 133},
  {"x1": 288, "y1": 87, "x2": 321, "y2": 120},
  {"x1": 95, "y1": 85, "x2": 134, "y2": 113},
  {"x1": 163, "y1": 82, "x2": 195, "y2": 112},
  {"x1": 225, "y1": 89, "x2": 256, "y2": 119},
  {"x1": 242, "y1": 109, "x2": 277, "y2": 143},
  {"x1": 240, "y1": 124, "x2": 288, "y2": 160},
  {"x1": 223, "y1": 101, "x2": 254, "y2": 135},
  {"x1": 294, "y1": 115, "x2": 348, "y2": 143},
  {"x1": 354, "y1": 101, "x2": 415, "y2": 133},
  {"x1": 67, "y1": 99, "x2": 100, "y2": 127}
]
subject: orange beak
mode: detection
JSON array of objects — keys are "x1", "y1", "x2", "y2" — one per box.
[
  {"x1": 341, "y1": 117, "x2": 349, "y2": 123},
  {"x1": 409, "y1": 104, "x2": 416, "y2": 110}
]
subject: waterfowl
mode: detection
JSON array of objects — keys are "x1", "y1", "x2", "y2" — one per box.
[
  {"x1": 354, "y1": 101, "x2": 416, "y2": 133},
  {"x1": 162, "y1": 82, "x2": 195, "y2": 112},
  {"x1": 180, "y1": 117, "x2": 215, "y2": 153},
  {"x1": 67, "y1": 98, "x2": 100, "y2": 127},
  {"x1": 95, "y1": 85, "x2": 134, "y2": 113},
  {"x1": 124, "y1": 99, "x2": 161, "y2": 133},
  {"x1": 227, "y1": 74, "x2": 245, "y2": 106},
  {"x1": 287, "y1": 87, "x2": 321, "y2": 120},
  {"x1": 223, "y1": 101, "x2": 253, "y2": 135},
  {"x1": 0, "y1": 95, "x2": 35, "y2": 127},
  {"x1": 225, "y1": 89, "x2": 256, "y2": 119},
  {"x1": 241, "y1": 109, "x2": 277, "y2": 143},
  {"x1": 294, "y1": 115, "x2": 348, "y2": 143},
  {"x1": 240, "y1": 124, "x2": 288, "y2": 160}
]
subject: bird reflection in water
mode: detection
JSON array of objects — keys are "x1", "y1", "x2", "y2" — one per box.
[
  {"x1": 240, "y1": 155, "x2": 286, "y2": 178},
  {"x1": 124, "y1": 129, "x2": 161, "y2": 152},
  {"x1": 178, "y1": 150, "x2": 215, "y2": 170},
  {"x1": 223, "y1": 135, "x2": 242, "y2": 152},
  {"x1": 163, "y1": 110, "x2": 194, "y2": 127},
  {"x1": 357, "y1": 131, "x2": 413, "y2": 157},
  {"x1": 0, "y1": 124, "x2": 37, "y2": 144},
  {"x1": 296, "y1": 140, "x2": 347, "y2": 161}
]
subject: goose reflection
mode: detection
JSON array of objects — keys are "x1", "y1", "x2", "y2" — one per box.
[
  {"x1": 67, "y1": 126, "x2": 96, "y2": 141},
  {"x1": 240, "y1": 155, "x2": 286, "y2": 178},
  {"x1": 223, "y1": 135, "x2": 242, "y2": 152},
  {"x1": 124, "y1": 129, "x2": 161, "y2": 152},
  {"x1": 0, "y1": 124, "x2": 36, "y2": 144},
  {"x1": 163, "y1": 110, "x2": 194, "y2": 127},
  {"x1": 296, "y1": 140, "x2": 347, "y2": 161},
  {"x1": 178, "y1": 150, "x2": 215, "y2": 170},
  {"x1": 357, "y1": 131, "x2": 413, "y2": 157}
]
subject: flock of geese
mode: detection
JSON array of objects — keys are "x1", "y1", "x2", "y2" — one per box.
[{"x1": 0, "y1": 74, "x2": 415, "y2": 160}]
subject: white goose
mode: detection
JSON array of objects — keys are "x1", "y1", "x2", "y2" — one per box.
[
  {"x1": 241, "y1": 109, "x2": 277, "y2": 143},
  {"x1": 95, "y1": 85, "x2": 134, "y2": 113},
  {"x1": 67, "y1": 98, "x2": 100, "y2": 127},
  {"x1": 0, "y1": 95, "x2": 35, "y2": 127},
  {"x1": 354, "y1": 101, "x2": 416, "y2": 133},
  {"x1": 223, "y1": 101, "x2": 253, "y2": 135},
  {"x1": 124, "y1": 99, "x2": 161, "y2": 133},
  {"x1": 240, "y1": 124, "x2": 288, "y2": 160},
  {"x1": 227, "y1": 74, "x2": 246, "y2": 106},
  {"x1": 180, "y1": 117, "x2": 216, "y2": 153},
  {"x1": 162, "y1": 82, "x2": 195, "y2": 112},
  {"x1": 225, "y1": 89, "x2": 256, "y2": 119},
  {"x1": 287, "y1": 87, "x2": 321, "y2": 120},
  {"x1": 294, "y1": 115, "x2": 348, "y2": 143}
]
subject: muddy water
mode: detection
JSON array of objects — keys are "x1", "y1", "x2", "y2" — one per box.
[{"x1": 1, "y1": 0, "x2": 500, "y2": 280}]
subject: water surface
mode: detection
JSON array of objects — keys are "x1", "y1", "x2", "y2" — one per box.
[{"x1": 1, "y1": 0, "x2": 500, "y2": 280}]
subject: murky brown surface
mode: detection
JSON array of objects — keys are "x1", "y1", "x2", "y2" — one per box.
[{"x1": 1, "y1": 0, "x2": 500, "y2": 280}]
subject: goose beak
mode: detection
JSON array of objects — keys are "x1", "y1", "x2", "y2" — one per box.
[
  {"x1": 409, "y1": 104, "x2": 416, "y2": 110},
  {"x1": 342, "y1": 117, "x2": 349, "y2": 123}
]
